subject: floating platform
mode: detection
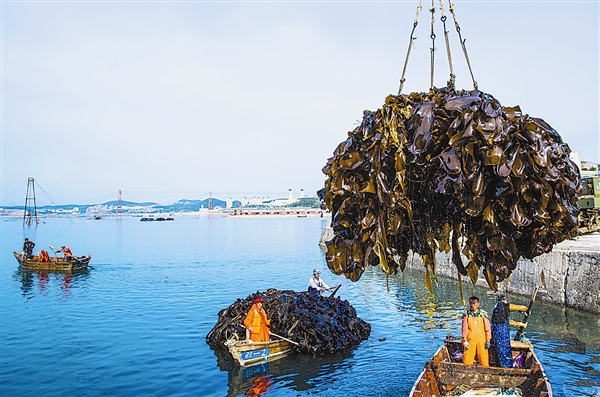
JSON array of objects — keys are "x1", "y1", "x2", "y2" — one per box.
[{"x1": 228, "y1": 209, "x2": 325, "y2": 217}]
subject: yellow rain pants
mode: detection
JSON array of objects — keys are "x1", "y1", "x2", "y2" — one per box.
[{"x1": 463, "y1": 315, "x2": 490, "y2": 366}]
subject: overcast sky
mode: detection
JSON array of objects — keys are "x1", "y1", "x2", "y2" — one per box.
[{"x1": 1, "y1": 0, "x2": 598, "y2": 205}]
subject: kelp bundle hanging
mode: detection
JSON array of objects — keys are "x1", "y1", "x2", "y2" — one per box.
[{"x1": 317, "y1": 87, "x2": 582, "y2": 290}]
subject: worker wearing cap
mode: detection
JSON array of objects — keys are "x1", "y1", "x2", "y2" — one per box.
[
  {"x1": 462, "y1": 296, "x2": 492, "y2": 366},
  {"x1": 60, "y1": 246, "x2": 73, "y2": 261},
  {"x1": 492, "y1": 293, "x2": 528, "y2": 367},
  {"x1": 243, "y1": 297, "x2": 271, "y2": 342},
  {"x1": 308, "y1": 269, "x2": 332, "y2": 297}
]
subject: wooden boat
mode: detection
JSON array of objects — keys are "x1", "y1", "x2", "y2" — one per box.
[
  {"x1": 225, "y1": 337, "x2": 293, "y2": 367},
  {"x1": 14, "y1": 251, "x2": 91, "y2": 272},
  {"x1": 410, "y1": 335, "x2": 552, "y2": 397}
]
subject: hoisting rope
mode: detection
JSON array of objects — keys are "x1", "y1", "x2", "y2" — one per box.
[
  {"x1": 398, "y1": 0, "x2": 478, "y2": 93},
  {"x1": 398, "y1": 0, "x2": 423, "y2": 95},
  {"x1": 448, "y1": 1, "x2": 478, "y2": 90},
  {"x1": 429, "y1": 0, "x2": 436, "y2": 90},
  {"x1": 439, "y1": 0, "x2": 455, "y2": 90}
]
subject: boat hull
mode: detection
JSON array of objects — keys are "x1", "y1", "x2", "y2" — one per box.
[
  {"x1": 410, "y1": 336, "x2": 552, "y2": 397},
  {"x1": 225, "y1": 339, "x2": 293, "y2": 367},
  {"x1": 14, "y1": 252, "x2": 91, "y2": 272}
]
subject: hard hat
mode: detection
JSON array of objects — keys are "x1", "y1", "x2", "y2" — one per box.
[
  {"x1": 253, "y1": 297, "x2": 263, "y2": 304},
  {"x1": 313, "y1": 269, "x2": 320, "y2": 275}
]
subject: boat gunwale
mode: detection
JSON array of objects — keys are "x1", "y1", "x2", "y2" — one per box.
[{"x1": 225, "y1": 338, "x2": 293, "y2": 367}]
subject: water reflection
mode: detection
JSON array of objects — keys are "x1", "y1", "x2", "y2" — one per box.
[
  {"x1": 243, "y1": 375, "x2": 272, "y2": 397},
  {"x1": 391, "y1": 268, "x2": 600, "y2": 348},
  {"x1": 212, "y1": 346, "x2": 354, "y2": 397},
  {"x1": 13, "y1": 268, "x2": 90, "y2": 300}
]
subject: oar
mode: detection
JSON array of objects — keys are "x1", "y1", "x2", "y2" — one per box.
[
  {"x1": 329, "y1": 284, "x2": 342, "y2": 298},
  {"x1": 514, "y1": 286, "x2": 539, "y2": 341},
  {"x1": 49, "y1": 244, "x2": 85, "y2": 266},
  {"x1": 48, "y1": 244, "x2": 59, "y2": 255},
  {"x1": 269, "y1": 332, "x2": 301, "y2": 347}
]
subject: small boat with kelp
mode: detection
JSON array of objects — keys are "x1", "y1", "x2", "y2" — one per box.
[
  {"x1": 224, "y1": 335, "x2": 294, "y2": 367},
  {"x1": 409, "y1": 334, "x2": 552, "y2": 397},
  {"x1": 13, "y1": 251, "x2": 91, "y2": 272}
]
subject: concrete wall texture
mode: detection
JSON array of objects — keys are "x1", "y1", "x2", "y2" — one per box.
[{"x1": 319, "y1": 226, "x2": 600, "y2": 314}]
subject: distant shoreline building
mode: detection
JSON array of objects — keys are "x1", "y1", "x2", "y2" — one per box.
[{"x1": 239, "y1": 188, "x2": 307, "y2": 208}]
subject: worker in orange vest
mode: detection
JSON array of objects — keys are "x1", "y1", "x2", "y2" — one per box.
[
  {"x1": 39, "y1": 250, "x2": 50, "y2": 263},
  {"x1": 462, "y1": 296, "x2": 492, "y2": 366},
  {"x1": 243, "y1": 297, "x2": 271, "y2": 342},
  {"x1": 60, "y1": 246, "x2": 73, "y2": 261}
]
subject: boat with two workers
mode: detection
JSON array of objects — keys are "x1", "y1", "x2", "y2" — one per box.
[
  {"x1": 410, "y1": 335, "x2": 551, "y2": 397},
  {"x1": 14, "y1": 246, "x2": 91, "y2": 272},
  {"x1": 410, "y1": 288, "x2": 551, "y2": 397}
]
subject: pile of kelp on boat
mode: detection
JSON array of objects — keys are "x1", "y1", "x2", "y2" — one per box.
[{"x1": 206, "y1": 288, "x2": 371, "y2": 362}]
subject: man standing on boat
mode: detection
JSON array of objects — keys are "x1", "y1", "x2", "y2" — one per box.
[
  {"x1": 23, "y1": 238, "x2": 35, "y2": 259},
  {"x1": 59, "y1": 246, "x2": 73, "y2": 261},
  {"x1": 462, "y1": 296, "x2": 492, "y2": 366},
  {"x1": 243, "y1": 297, "x2": 271, "y2": 343},
  {"x1": 491, "y1": 294, "x2": 528, "y2": 368},
  {"x1": 308, "y1": 269, "x2": 332, "y2": 297}
]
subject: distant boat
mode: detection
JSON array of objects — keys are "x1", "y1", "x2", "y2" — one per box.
[
  {"x1": 13, "y1": 252, "x2": 91, "y2": 272},
  {"x1": 140, "y1": 217, "x2": 174, "y2": 222}
]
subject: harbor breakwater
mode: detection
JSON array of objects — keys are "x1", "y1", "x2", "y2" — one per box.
[{"x1": 319, "y1": 227, "x2": 600, "y2": 314}]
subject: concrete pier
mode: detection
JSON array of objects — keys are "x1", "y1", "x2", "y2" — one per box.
[{"x1": 319, "y1": 226, "x2": 600, "y2": 314}]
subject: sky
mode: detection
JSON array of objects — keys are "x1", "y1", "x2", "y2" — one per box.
[{"x1": 1, "y1": 0, "x2": 598, "y2": 206}]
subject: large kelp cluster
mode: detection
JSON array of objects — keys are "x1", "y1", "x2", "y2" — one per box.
[
  {"x1": 206, "y1": 289, "x2": 371, "y2": 356},
  {"x1": 318, "y1": 87, "x2": 582, "y2": 290}
]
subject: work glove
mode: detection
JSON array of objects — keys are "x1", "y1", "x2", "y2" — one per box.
[
  {"x1": 510, "y1": 304, "x2": 529, "y2": 312},
  {"x1": 485, "y1": 341, "x2": 491, "y2": 349},
  {"x1": 510, "y1": 320, "x2": 527, "y2": 328},
  {"x1": 462, "y1": 341, "x2": 470, "y2": 350}
]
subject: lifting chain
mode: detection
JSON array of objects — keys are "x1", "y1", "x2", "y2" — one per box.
[
  {"x1": 398, "y1": 0, "x2": 478, "y2": 94},
  {"x1": 448, "y1": 1, "x2": 478, "y2": 90},
  {"x1": 398, "y1": 0, "x2": 423, "y2": 95},
  {"x1": 429, "y1": 0, "x2": 436, "y2": 90},
  {"x1": 439, "y1": 0, "x2": 455, "y2": 90}
]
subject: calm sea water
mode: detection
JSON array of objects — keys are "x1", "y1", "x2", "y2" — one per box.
[{"x1": 1, "y1": 216, "x2": 599, "y2": 397}]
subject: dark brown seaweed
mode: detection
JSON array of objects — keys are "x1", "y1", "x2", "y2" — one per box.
[
  {"x1": 206, "y1": 289, "x2": 371, "y2": 356},
  {"x1": 318, "y1": 87, "x2": 582, "y2": 290}
]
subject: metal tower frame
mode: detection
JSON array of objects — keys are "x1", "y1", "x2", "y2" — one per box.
[
  {"x1": 23, "y1": 177, "x2": 39, "y2": 227},
  {"x1": 116, "y1": 190, "x2": 123, "y2": 221}
]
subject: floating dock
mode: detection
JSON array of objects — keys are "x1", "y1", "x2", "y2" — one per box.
[{"x1": 229, "y1": 208, "x2": 325, "y2": 217}]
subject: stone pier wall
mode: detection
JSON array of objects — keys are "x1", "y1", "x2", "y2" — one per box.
[{"x1": 319, "y1": 226, "x2": 600, "y2": 314}]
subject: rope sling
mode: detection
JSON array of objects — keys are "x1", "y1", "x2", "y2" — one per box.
[{"x1": 398, "y1": 0, "x2": 477, "y2": 95}]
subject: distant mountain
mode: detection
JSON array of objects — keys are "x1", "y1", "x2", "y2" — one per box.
[
  {"x1": 158, "y1": 198, "x2": 228, "y2": 212},
  {"x1": 0, "y1": 201, "x2": 156, "y2": 211},
  {"x1": 0, "y1": 197, "x2": 308, "y2": 213},
  {"x1": 102, "y1": 200, "x2": 157, "y2": 207}
]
